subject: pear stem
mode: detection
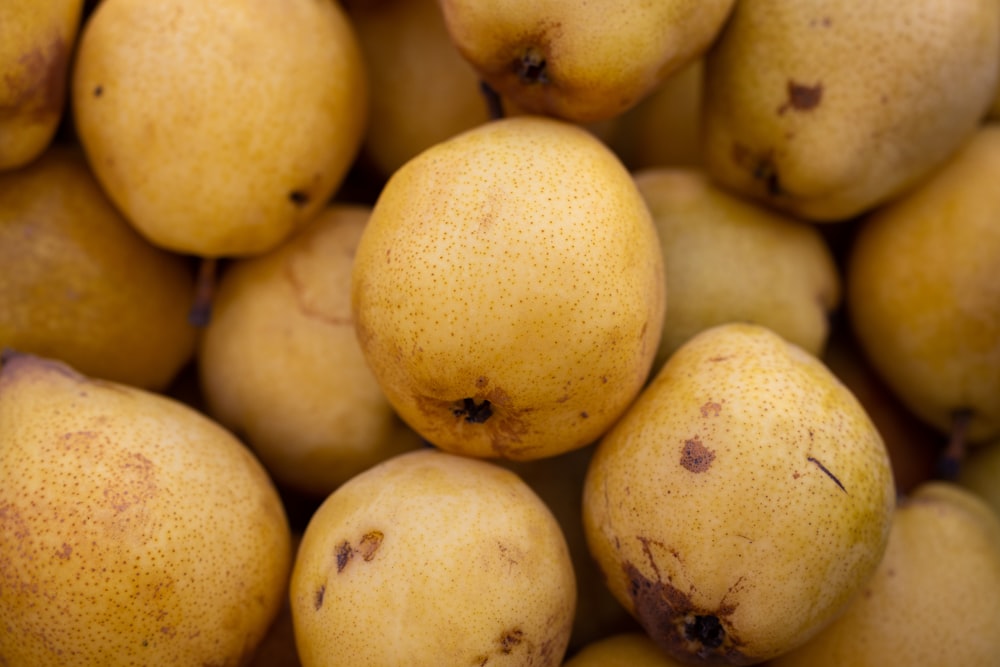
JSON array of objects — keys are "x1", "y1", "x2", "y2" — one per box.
[
  {"x1": 479, "y1": 80, "x2": 505, "y2": 121},
  {"x1": 937, "y1": 409, "x2": 973, "y2": 481},
  {"x1": 188, "y1": 257, "x2": 219, "y2": 328}
]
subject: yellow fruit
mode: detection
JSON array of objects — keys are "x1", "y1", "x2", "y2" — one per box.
[
  {"x1": 0, "y1": 352, "x2": 292, "y2": 667},
  {"x1": 583, "y1": 322, "x2": 895, "y2": 664},
  {"x1": 564, "y1": 632, "x2": 689, "y2": 667},
  {"x1": 289, "y1": 448, "x2": 576, "y2": 667},
  {"x1": 351, "y1": 115, "x2": 665, "y2": 460}
]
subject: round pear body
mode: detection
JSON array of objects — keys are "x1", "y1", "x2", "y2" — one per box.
[
  {"x1": 0, "y1": 144, "x2": 197, "y2": 391},
  {"x1": 770, "y1": 482, "x2": 1000, "y2": 667},
  {"x1": 0, "y1": 352, "x2": 292, "y2": 667},
  {"x1": 582, "y1": 323, "x2": 896, "y2": 664},
  {"x1": 438, "y1": 0, "x2": 735, "y2": 123},
  {"x1": 198, "y1": 204, "x2": 424, "y2": 497},
  {"x1": 564, "y1": 632, "x2": 691, "y2": 667},
  {"x1": 289, "y1": 448, "x2": 577, "y2": 667},
  {"x1": 71, "y1": 0, "x2": 368, "y2": 257},
  {"x1": 847, "y1": 125, "x2": 1000, "y2": 443},
  {"x1": 351, "y1": 115, "x2": 666, "y2": 461}
]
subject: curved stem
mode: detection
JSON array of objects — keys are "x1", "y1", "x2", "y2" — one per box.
[
  {"x1": 479, "y1": 80, "x2": 506, "y2": 121},
  {"x1": 937, "y1": 409, "x2": 973, "y2": 481},
  {"x1": 188, "y1": 256, "x2": 218, "y2": 328}
]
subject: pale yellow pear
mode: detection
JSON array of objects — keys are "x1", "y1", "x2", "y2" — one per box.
[
  {"x1": 564, "y1": 632, "x2": 689, "y2": 667},
  {"x1": 702, "y1": 0, "x2": 1000, "y2": 221},
  {"x1": 437, "y1": 0, "x2": 735, "y2": 123},
  {"x1": 289, "y1": 448, "x2": 576, "y2": 667},
  {"x1": 0, "y1": 143, "x2": 198, "y2": 391},
  {"x1": 351, "y1": 115, "x2": 666, "y2": 460},
  {"x1": 582, "y1": 322, "x2": 896, "y2": 664},
  {"x1": 72, "y1": 0, "x2": 368, "y2": 257},
  {"x1": 633, "y1": 167, "x2": 840, "y2": 374},
  {"x1": 847, "y1": 125, "x2": 1000, "y2": 444},
  {"x1": 0, "y1": 0, "x2": 84, "y2": 170},
  {"x1": 198, "y1": 204, "x2": 424, "y2": 498},
  {"x1": 770, "y1": 481, "x2": 1000, "y2": 667},
  {"x1": 0, "y1": 352, "x2": 292, "y2": 667}
]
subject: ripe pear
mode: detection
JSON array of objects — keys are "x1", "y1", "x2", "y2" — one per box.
[
  {"x1": 0, "y1": 0, "x2": 83, "y2": 170},
  {"x1": 633, "y1": 167, "x2": 840, "y2": 375},
  {"x1": 565, "y1": 632, "x2": 689, "y2": 667},
  {"x1": 289, "y1": 448, "x2": 576, "y2": 667},
  {"x1": 198, "y1": 204, "x2": 424, "y2": 498},
  {"x1": 0, "y1": 143, "x2": 197, "y2": 391},
  {"x1": 702, "y1": 0, "x2": 1000, "y2": 221},
  {"x1": 0, "y1": 351, "x2": 292, "y2": 667},
  {"x1": 351, "y1": 115, "x2": 666, "y2": 460},
  {"x1": 847, "y1": 125, "x2": 1000, "y2": 444},
  {"x1": 437, "y1": 0, "x2": 735, "y2": 123},
  {"x1": 71, "y1": 0, "x2": 368, "y2": 257},
  {"x1": 770, "y1": 481, "x2": 1000, "y2": 667},
  {"x1": 582, "y1": 322, "x2": 896, "y2": 665}
]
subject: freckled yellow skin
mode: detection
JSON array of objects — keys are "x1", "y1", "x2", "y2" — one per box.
[
  {"x1": 565, "y1": 632, "x2": 690, "y2": 667},
  {"x1": 289, "y1": 448, "x2": 577, "y2": 667},
  {"x1": 770, "y1": 482, "x2": 1000, "y2": 667},
  {"x1": 0, "y1": 353, "x2": 292, "y2": 667},
  {"x1": 582, "y1": 323, "x2": 896, "y2": 665},
  {"x1": 71, "y1": 0, "x2": 368, "y2": 258},
  {"x1": 847, "y1": 125, "x2": 1000, "y2": 443},
  {"x1": 0, "y1": 144, "x2": 197, "y2": 391},
  {"x1": 351, "y1": 115, "x2": 666, "y2": 461},
  {"x1": 633, "y1": 167, "x2": 840, "y2": 375},
  {"x1": 0, "y1": 0, "x2": 83, "y2": 170},
  {"x1": 702, "y1": 0, "x2": 1000, "y2": 221},
  {"x1": 438, "y1": 0, "x2": 735, "y2": 123},
  {"x1": 198, "y1": 204, "x2": 424, "y2": 498}
]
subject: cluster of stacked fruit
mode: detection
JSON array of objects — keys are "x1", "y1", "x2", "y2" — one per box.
[{"x1": 2, "y1": 1, "x2": 999, "y2": 666}]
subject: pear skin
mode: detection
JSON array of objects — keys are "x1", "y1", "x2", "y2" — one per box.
[
  {"x1": 438, "y1": 0, "x2": 734, "y2": 123},
  {"x1": 0, "y1": 0, "x2": 84, "y2": 170},
  {"x1": 770, "y1": 482, "x2": 1000, "y2": 667},
  {"x1": 702, "y1": 0, "x2": 1000, "y2": 221},
  {"x1": 0, "y1": 143, "x2": 197, "y2": 391},
  {"x1": 847, "y1": 125, "x2": 1000, "y2": 444},
  {"x1": 351, "y1": 115, "x2": 665, "y2": 461},
  {"x1": 582, "y1": 323, "x2": 896, "y2": 664},
  {"x1": 72, "y1": 0, "x2": 368, "y2": 257},
  {"x1": 565, "y1": 632, "x2": 690, "y2": 667},
  {"x1": 0, "y1": 352, "x2": 292, "y2": 667}
]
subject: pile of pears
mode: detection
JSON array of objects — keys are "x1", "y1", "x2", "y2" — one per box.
[{"x1": 2, "y1": 0, "x2": 1000, "y2": 666}]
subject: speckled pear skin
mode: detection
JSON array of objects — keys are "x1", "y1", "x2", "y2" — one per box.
[{"x1": 583, "y1": 323, "x2": 896, "y2": 665}]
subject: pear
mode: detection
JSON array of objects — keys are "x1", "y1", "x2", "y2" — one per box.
[
  {"x1": 437, "y1": 0, "x2": 735, "y2": 123},
  {"x1": 351, "y1": 115, "x2": 666, "y2": 461},
  {"x1": 0, "y1": 143, "x2": 198, "y2": 391},
  {"x1": 565, "y1": 632, "x2": 689, "y2": 667},
  {"x1": 582, "y1": 322, "x2": 896, "y2": 665},
  {"x1": 289, "y1": 448, "x2": 576, "y2": 667},
  {"x1": 702, "y1": 0, "x2": 1000, "y2": 221},
  {"x1": 0, "y1": 0, "x2": 84, "y2": 170},
  {"x1": 71, "y1": 0, "x2": 368, "y2": 258},
  {"x1": 770, "y1": 481, "x2": 1000, "y2": 667},
  {"x1": 198, "y1": 204, "x2": 424, "y2": 498},
  {"x1": 847, "y1": 125, "x2": 1000, "y2": 444},
  {"x1": 0, "y1": 351, "x2": 292, "y2": 667},
  {"x1": 633, "y1": 167, "x2": 840, "y2": 375}
]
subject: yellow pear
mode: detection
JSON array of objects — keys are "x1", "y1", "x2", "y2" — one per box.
[
  {"x1": 0, "y1": 143, "x2": 198, "y2": 391},
  {"x1": 847, "y1": 125, "x2": 1000, "y2": 444},
  {"x1": 0, "y1": 351, "x2": 292, "y2": 667},
  {"x1": 71, "y1": 0, "x2": 368, "y2": 257},
  {"x1": 633, "y1": 167, "x2": 840, "y2": 374},
  {"x1": 770, "y1": 481, "x2": 1000, "y2": 667},
  {"x1": 0, "y1": 0, "x2": 84, "y2": 170},
  {"x1": 564, "y1": 632, "x2": 689, "y2": 667},
  {"x1": 351, "y1": 115, "x2": 666, "y2": 460},
  {"x1": 198, "y1": 204, "x2": 424, "y2": 498},
  {"x1": 702, "y1": 0, "x2": 1000, "y2": 221},
  {"x1": 437, "y1": 0, "x2": 735, "y2": 123},
  {"x1": 582, "y1": 322, "x2": 896, "y2": 664},
  {"x1": 289, "y1": 448, "x2": 576, "y2": 667}
]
